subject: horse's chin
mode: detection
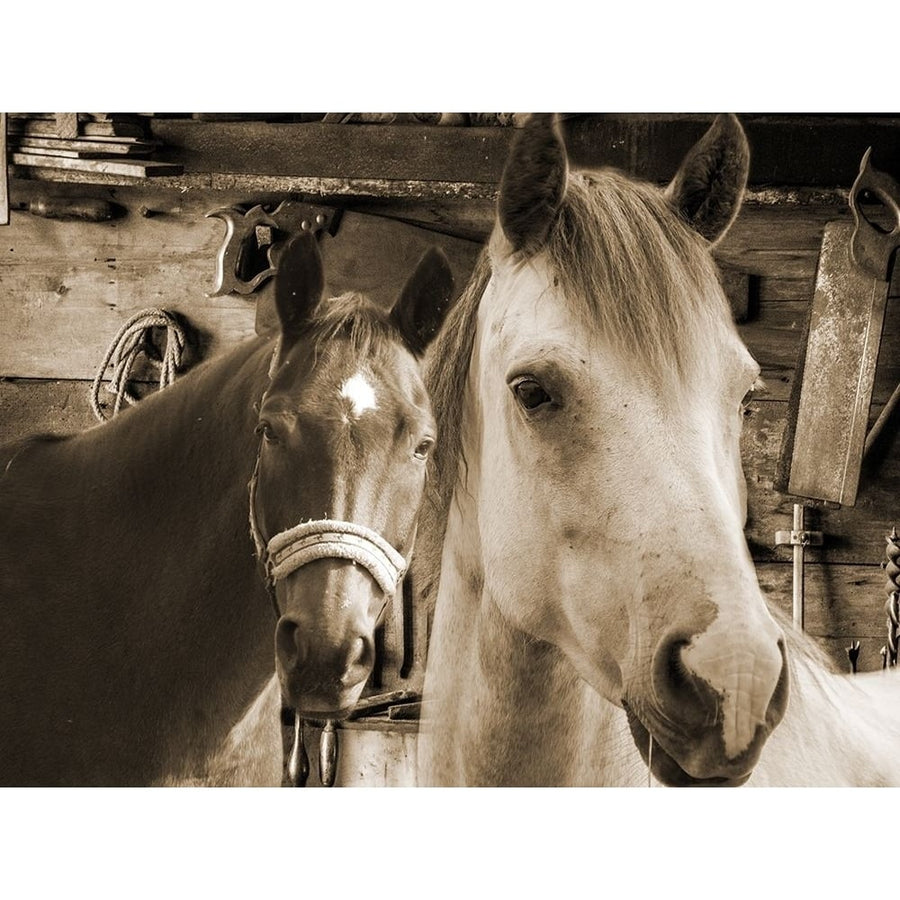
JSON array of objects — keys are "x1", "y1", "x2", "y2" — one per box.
[
  {"x1": 278, "y1": 672, "x2": 367, "y2": 722},
  {"x1": 298, "y1": 705, "x2": 356, "y2": 722},
  {"x1": 623, "y1": 706, "x2": 752, "y2": 788}
]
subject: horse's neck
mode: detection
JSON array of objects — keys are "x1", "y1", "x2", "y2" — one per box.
[
  {"x1": 419, "y1": 486, "x2": 637, "y2": 786},
  {"x1": 161, "y1": 674, "x2": 283, "y2": 786},
  {"x1": 748, "y1": 658, "x2": 900, "y2": 787},
  {"x1": 0, "y1": 338, "x2": 277, "y2": 783}
]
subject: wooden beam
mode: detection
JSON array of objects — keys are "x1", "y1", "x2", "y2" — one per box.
[
  {"x1": 141, "y1": 115, "x2": 900, "y2": 188},
  {"x1": 148, "y1": 120, "x2": 514, "y2": 183}
]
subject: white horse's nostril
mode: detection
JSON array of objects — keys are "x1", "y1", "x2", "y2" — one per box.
[{"x1": 681, "y1": 632, "x2": 784, "y2": 759}]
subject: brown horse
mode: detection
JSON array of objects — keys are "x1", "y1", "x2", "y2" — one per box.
[{"x1": 0, "y1": 232, "x2": 454, "y2": 786}]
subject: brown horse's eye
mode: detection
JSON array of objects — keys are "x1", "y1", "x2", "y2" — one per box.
[
  {"x1": 512, "y1": 377, "x2": 553, "y2": 412},
  {"x1": 414, "y1": 438, "x2": 434, "y2": 460},
  {"x1": 255, "y1": 421, "x2": 278, "y2": 444}
]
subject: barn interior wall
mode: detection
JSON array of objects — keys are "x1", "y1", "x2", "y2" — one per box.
[{"x1": 3, "y1": 116, "x2": 900, "y2": 677}]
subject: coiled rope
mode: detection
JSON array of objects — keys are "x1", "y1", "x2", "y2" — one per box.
[{"x1": 90, "y1": 308, "x2": 188, "y2": 422}]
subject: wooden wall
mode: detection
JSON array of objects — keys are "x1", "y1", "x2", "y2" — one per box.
[
  {"x1": 3, "y1": 114, "x2": 900, "y2": 678},
  {"x1": 721, "y1": 202, "x2": 900, "y2": 672}
]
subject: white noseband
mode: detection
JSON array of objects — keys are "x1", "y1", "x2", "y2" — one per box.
[{"x1": 266, "y1": 519, "x2": 407, "y2": 596}]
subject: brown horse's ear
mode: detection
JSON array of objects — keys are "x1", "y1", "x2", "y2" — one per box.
[
  {"x1": 390, "y1": 246, "x2": 456, "y2": 356},
  {"x1": 274, "y1": 232, "x2": 325, "y2": 346},
  {"x1": 665, "y1": 114, "x2": 750, "y2": 245},
  {"x1": 498, "y1": 113, "x2": 568, "y2": 255}
]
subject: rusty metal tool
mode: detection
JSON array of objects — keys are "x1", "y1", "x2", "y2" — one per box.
[
  {"x1": 774, "y1": 503, "x2": 823, "y2": 630},
  {"x1": 205, "y1": 201, "x2": 341, "y2": 297},
  {"x1": 784, "y1": 149, "x2": 900, "y2": 507}
]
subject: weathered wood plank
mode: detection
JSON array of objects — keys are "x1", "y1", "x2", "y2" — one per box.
[
  {"x1": 0, "y1": 199, "x2": 259, "y2": 379},
  {"x1": 742, "y1": 400, "x2": 900, "y2": 565},
  {"x1": 54, "y1": 114, "x2": 78, "y2": 141},
  {"x1": 0, "y1": 379, "x2": 96, "y2": 441},
  {"x1": 11, "y1": 153, "x2": 183, "y2": 178},
  {"x1": 758, "y1": 562, "x2": 891, "y2": 673},
  {"x1": 0, "y1": 181, "x2": 485, "y2": 382},
  {"x1": 8, "y1": 118, "x2": 149, "y2": 140},
  {"x1": 150, "y1": 120, "x2": 514, "y2": 183},
  {"x1": 255, "y1": 211, "x2": 480, "y2": 335},
  {"x1": 562, "y1": 114, "x2": 900, "y2": 189},
  {"x1": 144, "y1": 115, "x2": 900, "y2": 190},
  {"x1": 8, "y1": 136, "x2": 156, "y2": 157},
  {"x1": 0, "y1": 181, "x2": 298, "y2": 380}
]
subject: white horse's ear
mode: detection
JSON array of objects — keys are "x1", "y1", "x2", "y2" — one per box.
[
  {"x1": 274, "y1": 232, "x2": 325, "y2": 347},
  {"x1": 391, "y1": 246, "x2": 456, "y2": 356},
  {"x1": 666, "y1": 114, "x2": 750, "y2": 245},
  {"x1": 498, "y1": 113, "x2": 568, "y2": 255}
]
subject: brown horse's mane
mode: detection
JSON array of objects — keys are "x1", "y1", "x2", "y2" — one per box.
[
  {"x1": 306, "y1": 291, "x2": 404, "y2": 361},
  {"x1": 416, "y1": 168, "x2": 734, "y2": 601}
]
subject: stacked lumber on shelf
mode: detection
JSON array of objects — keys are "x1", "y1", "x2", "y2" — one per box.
[{"x1": 6, "y1": 114, "x2": 183, "y2": 177}]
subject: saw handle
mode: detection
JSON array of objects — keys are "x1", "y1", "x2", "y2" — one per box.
[{"x1": 850, "y1": 148, "x2": 900, "y2": 281}]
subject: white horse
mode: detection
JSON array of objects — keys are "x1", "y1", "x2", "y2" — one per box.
[{"x1": 414, "y1": 112, "x2": 790, "y2": 787}]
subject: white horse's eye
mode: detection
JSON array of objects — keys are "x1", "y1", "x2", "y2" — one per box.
[
  {"x1": 511, "y1": 377, "x2": 553, "y2": 412},
  {"x1": 414, "y1": 438, "x2": 434, "y2": 460}
]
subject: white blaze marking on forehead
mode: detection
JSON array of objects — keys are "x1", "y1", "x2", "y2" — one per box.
[{"x1": 339, "y1": 372, "x2": 378, "y2": 418}]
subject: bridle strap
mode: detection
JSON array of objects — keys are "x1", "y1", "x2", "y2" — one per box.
[{"x1": 267, "y1": 519, "x2": 407, "y2": 596}]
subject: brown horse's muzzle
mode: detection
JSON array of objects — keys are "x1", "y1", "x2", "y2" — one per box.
[
  {"x1": 257, "y1": 516, "x2": 406, "y2": 717},
  {"x1": 273, "y1": 559, "x2": 388, "y2": 718}
]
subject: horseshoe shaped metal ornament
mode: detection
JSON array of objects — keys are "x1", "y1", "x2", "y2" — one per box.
[{"x1": 206, "y1": 201, "x2": 341, "y2": 296}]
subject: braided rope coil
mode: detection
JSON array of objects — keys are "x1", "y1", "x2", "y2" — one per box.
[
  {"x1": 90, "y1": 308, "x2": 188, "y2": 422},
  {"x1": 885, "y1": 527, "x2": 900, "y2": 596},
  {"x1": 885, "y1": 528, "x2": 900, "y2": 666}
]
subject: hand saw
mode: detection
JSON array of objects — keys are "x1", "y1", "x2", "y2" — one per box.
[{"x1": 782, "y1": 149, "x2": 900, "y2": 507}]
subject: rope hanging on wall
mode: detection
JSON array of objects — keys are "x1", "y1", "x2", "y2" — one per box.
[{"x1": 90, "y1": 308, "x2": 189, "y2": 422}]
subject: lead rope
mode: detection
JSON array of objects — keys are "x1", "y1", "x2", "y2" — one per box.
[
  {"x1": 647, "y1": 734, "x2": 653, "y2": 788},
  {"x1": 90, "y1": 308, "x2": 188, "y2": 422}
]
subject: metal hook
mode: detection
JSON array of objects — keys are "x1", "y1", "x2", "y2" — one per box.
[{"x1": 846, "y1": 640, "x2": 860, "y2": 674}]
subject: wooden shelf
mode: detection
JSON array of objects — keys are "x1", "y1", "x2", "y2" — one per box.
[{"x1": 7, "y1": 115, "x2": 900, "y2": 202}]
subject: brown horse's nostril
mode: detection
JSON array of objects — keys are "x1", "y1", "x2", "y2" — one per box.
[
  {"x1": 275, "y1": 617, "x2": 308, "y2": 671},
  {"x1": 340, "y1": 635, "x2": 373, "y2": 686}
]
